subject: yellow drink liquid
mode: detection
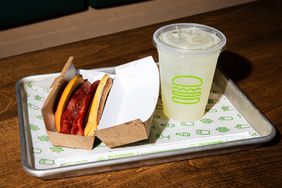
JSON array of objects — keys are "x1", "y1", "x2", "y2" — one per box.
[
  {"x1": 159, "y1": 51, "x2": 219, "y2": 120},
  {"x1": 153, "y1": 23, "x2": 226, "y2": 121}
]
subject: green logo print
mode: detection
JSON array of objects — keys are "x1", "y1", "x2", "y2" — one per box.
[
  {"x1": 205, "y1": 108, "x2": 217, "y2": 113},
  {"x1": 97, "y1": 156, "x2": 106, "y2": 161},
  {"x1": 208, "y1": 99, "x2": 218, "y2": 105},
  {"x1": 196, "y1": 140, "x2": 224, "y2": 146},
  {"x1": 196, "y1": 129, "x2": 210, "y2": 135},
  {"x1": 171, "y1": 75, "x2": 203, "y2": 104},
  {"x1": 200, "y1": 118, "x2": 213, "y2": 124},
  {"x1": 156, "y1": 134, "x2": 170, "y2": 140},
  {"x1": 61, "y1": 160, "x2": 88, "y2": 166},
  {"x1": 26, "y1": 81, "x2": 37, "y2": 91},
  {"x1": 160, "y1": 123, "x2": 175, "y2": 128},
  {"x1": 176, "y1": 132, "x2": 191, "y2": 137},
  {"x1": 219, "y1": 116, "x2": 233, "y2": 121},
  {"x1": 39, "y1": 158, "x2": 55, "y2": 165},
  {"x1": 235, "y1": 124, "x2": 249, "y2": 129},
  {"x1": 28, "y1": 103, "x2": 40, "y2": 110},
  {"x1": 216, "y1": 127, "x2": 230, "y2": 133},
  {"x1": 38, "y1": 135, "x2": 49, "y2": 142},
  {"x1": 251, "y1": 132, "x2": 258, "y2": 137},
  {"x1": 107, "y1": 152, "x2": 135, "y2": 160},
  {"x1": 50, "y1": 146, "x2": 64, "y2": 153},
  {"x1": 221, "y1": 106, "x2": 234, "y2": 111},
  {"x1": 180, "y1": 121, "x2": 194, "y2": 126},
  {"x1": 30, "y1": 124, "x2": 40, "y2": 131},
  {"x1": 35, "y1": 115, "x2": 43, "y2": 120},
  {"x1": 33, "y1": 147, "x2": 42, "y2": 154},
  {"x1": 34, "y1": 95, "x2": 45, "y2": 102}
]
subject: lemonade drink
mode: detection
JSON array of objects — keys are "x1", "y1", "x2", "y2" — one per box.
[{"x1": 153, "y1": 23, "x2": 226, "y2": 121}]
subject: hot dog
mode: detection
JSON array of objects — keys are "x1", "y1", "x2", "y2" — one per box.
[{"x1": 54, "y1": 74, "x2": 112, "y2": 136}]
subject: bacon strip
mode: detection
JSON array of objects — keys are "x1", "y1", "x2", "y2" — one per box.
[
  {"x1": 60, "y1": 80, "x2": 100, "y2": 135},
  {"x1": 60, "y1": 81, "x2": 90, "y2": 134},
  {"x1": 71, "y1": 81, "x2": 100, "y2": 135},
  {"x1": 60, "y1": 79, "x2": 101, "y2": 135}
]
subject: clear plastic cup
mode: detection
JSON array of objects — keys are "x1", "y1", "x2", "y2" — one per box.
[{"x1": 153, "y1": 23, "x2": 226, "y2": 121}]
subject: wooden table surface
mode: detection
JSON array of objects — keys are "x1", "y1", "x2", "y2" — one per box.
[{"x1": 1, "y1": 0, "x2": 282, "y2": 187}]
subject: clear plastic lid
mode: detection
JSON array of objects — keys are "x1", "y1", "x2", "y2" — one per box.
[{"x1": 153, "y1": 23, "x2": 226, "y2": 55}]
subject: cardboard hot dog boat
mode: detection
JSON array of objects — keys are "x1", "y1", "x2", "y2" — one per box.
[{"x1": 41, "y1": 56, "x2": 159, "y2": 149}]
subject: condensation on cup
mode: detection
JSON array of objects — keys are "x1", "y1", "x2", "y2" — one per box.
[{"x1": 153, "y1": 23, "x2": 226, "y2": 121}]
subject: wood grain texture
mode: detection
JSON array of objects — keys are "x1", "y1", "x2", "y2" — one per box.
[
  {"x1": 1, "y1": 0, "x2": 282, "y2": 187},
  {"x1": 0, "y1": 0, "x2": 254, "y2": 59}
]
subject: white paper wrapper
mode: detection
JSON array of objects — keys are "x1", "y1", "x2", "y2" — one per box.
[{"x1": 24, "y1": 73, "x2": 259, "y2": 169}]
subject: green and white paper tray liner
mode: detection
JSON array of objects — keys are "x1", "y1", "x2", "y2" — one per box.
[{"x1": 25, "y1": 74, "x2": 259, "y2": 169}]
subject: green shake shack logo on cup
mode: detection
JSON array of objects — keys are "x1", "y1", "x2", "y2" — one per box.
[{"x1": 171, "y1": 75, "x2": 203, "y2": 104}]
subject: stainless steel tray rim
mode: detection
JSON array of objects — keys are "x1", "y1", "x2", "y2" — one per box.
[
  {"x1": 19, "y1": 132, "x2": 275, "y2": 178},
  {"x1": 16, "y1": 66, "x2": 277, "y2": 179}
]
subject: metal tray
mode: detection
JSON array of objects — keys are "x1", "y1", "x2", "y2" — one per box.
[{"x1": 16, "y1": 66, "x2": 276, "y2": 180}]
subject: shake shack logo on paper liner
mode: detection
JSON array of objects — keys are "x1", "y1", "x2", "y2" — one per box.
[{"x1": 171, "y1": 75, "x2": 203, "y2": 104}]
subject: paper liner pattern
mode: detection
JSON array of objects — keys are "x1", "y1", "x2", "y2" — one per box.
[{"x1": 24, "y1": 80, "x2": 259, "y2": 169}]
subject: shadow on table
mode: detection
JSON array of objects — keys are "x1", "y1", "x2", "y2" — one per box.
[
  {"x1": 218, "y1": 51, "x2": 253, "y2": 82},
  {"x1": 264, "y1": 126, "x2": 281, "y2": 147},
  {"x1": 218, "y1": 51, "x2": 281, "y2": 146}
]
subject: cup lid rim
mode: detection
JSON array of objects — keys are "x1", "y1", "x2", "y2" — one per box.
[{"x1": 153, "y1": 23, "x2": 227, "y2": 55}]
